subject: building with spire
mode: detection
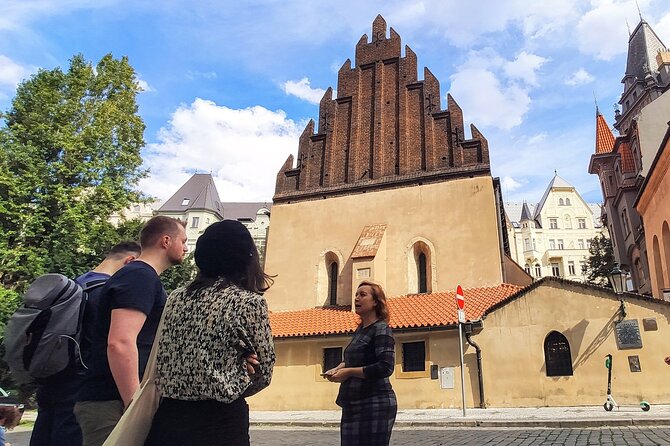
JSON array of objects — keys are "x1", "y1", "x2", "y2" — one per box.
[
  {"x1": 589, "y1": 17, "x2": 670, "y2": 295},
  {"x1": 250, "y1": 16, "x2": 670, "y2": 411},
  {"x1": 505, "y1": 174, "x2": 606, "y2": 281}
]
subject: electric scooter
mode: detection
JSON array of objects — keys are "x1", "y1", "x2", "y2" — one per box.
[{"x1": 604, "y1": 354, "x2": 651, "y2": 412}]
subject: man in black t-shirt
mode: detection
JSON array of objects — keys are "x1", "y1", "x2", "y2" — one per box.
[
  {"x1": 75, "y1": 216, "x2": 188, "y2": 446},
  {"x1": 29, "y1": 241, "x2": 140, "y2": 446}
]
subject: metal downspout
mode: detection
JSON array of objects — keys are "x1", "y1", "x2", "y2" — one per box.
[{"x1": 465, "y1": 330, "x2": 486, "y2": 409}]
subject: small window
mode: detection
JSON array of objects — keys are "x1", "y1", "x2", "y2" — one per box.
[
  {"x1": 524, "y1": 238, "x2": 531, "y2": 251},
  {"x1": 181, "y1": 198, "x2": 190, "y2": 206},
  {"x1": 544, "y1": 331, "x2": 573, "y2": 377},
  {"x1": 191, "y1": 217, "x2": 200, "y2": 228},
  {"x1": 551, "y1": 263, "x2": 560, "y2": 277},
  {"x1": 559, "y1": 198, "x2": 564, "y2": 205},
  {"x1": 566, "y1": 198, "x2": 571, "y2": 206},
  {"x1": 578, "y1": 239, "x2": 585, "y2": 249},
  {"x1": 550, "y1": 218, "x2": 558, "y2": 229},
  {"x1": 328, "y1": 261, "x2": 338, "y2": 306},
  {"x1": 549, "y1": 239, "x2": 556, "y2": 250},
  {"x1": 323, "y1": 347, "x2": 343, "y2": 372},
  {"x1": 557, "y1": 239, "x2": 564, "y2": 250},
  {"x1": 568, "y1": 261, "x2": 575, "y2": 275},
  {"x1": 534, "y1": 264, "x2": 541, "y2": 277},
  {"x1": 402, "y1": 341, "x2": 426, "y2": 372},
  {"x1": 418, "y1": 253, "x2": 427, "y2": 293},
  {"x1": 524, "y1": 264, "x2": 531, "y2": 275},
  {"x1": 578, "y1": 218, "x2": 586, "y2": 229}
]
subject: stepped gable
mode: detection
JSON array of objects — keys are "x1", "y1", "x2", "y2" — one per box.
[{"x1": 274, "y1": 15, "x2": 490, "y2": 203}]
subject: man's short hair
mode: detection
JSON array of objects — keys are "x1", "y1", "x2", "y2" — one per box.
[
  {"x1": 139, "y1": 216, "x2": 185, "y2": 249},
  {"x1": 105, "y1": 241, "x2": 142, "y2": 259}
]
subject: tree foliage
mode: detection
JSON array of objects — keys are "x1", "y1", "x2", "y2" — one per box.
[
  {"x1": 584, "y1": 234, "x2": 616, "y2": 287},
  {"x1": 0, "y1": 53, "x2": 147, "y2": 294},
  {"x1": 161, "y1": 253, "x2": 197, "y2": 294}
]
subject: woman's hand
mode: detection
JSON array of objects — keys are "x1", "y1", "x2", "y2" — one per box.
[
  {"x1": 245, "y1": 353, "x2": 260, "y2": 375},
  {"x1": 326, "y1": 368, "x2": 351, "y2": 383}
]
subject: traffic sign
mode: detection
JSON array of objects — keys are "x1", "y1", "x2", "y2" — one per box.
[
  {"x1": 457, "y1": 309, "x2": 466, "y2": 324},
  {"x1": 456, "y1": 285, "x2": 465, "y2": 310}
]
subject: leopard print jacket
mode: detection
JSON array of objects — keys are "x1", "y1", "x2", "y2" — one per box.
[{"x1": 154, "y1": 280, "x2": 275, "y2": 402}]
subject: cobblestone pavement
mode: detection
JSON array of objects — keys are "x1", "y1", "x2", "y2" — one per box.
[{"x1": 7, "y1": 426, "x2": 670, "y2": 445}]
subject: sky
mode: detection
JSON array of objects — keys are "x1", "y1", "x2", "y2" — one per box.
[{"x1": 1, "y1": 0, "x2": 670, "y2": 205}]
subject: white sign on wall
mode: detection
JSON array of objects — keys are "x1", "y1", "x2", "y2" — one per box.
[{"x1": 440, "y1": 367, "x2": 455, "y2": 389}]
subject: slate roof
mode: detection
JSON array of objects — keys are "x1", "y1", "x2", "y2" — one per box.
[
  {"x1": 269, "y1": 284, "x2": 522, "y2": 338},
  {"x1": 158, "y1": 174, "x2": 223, "y2": 218},
  {"x1": 220, "y1": 202, "x2": 272, "y2": 221},
  {"x1": 625, "y1": 20, "x2": 667, "y2": 82}
]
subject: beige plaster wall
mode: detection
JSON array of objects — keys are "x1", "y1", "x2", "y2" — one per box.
[
  {"x1": 478, "y1": 281, "x2": 670, "y2": 407},
  {"x1": 250, "y1": 282, "x2": 670, "y2": 410},
  {"x1": 264, "y1": 177, "x2": 503, "y2": 311}
]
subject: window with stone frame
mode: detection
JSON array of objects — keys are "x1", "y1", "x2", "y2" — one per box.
[
  {"x1": 549, "y1": 239, "x2": 556, "y2": 250},
  {"x1": 568, "y1": 261, "x2": 576, "y2": 275},
  {"x1": 550, "y1": 218, "x2": 558, "y2": 229},
  {"x1": 524, "y1": 264, "x2": 531, "y2": 275},
  {"x1": 566, "y1": 198, "x2": 571, "y2": 205},
  {"x1": 557, "y1": 239, "x2": 564, "y2": 250},
  {"x1": 578, "y1": 239, "x2": 585, "y2": 249},
  {"x1": 551, "y1": 263, "x2": 560, "y2": 277},
  {"x1": 328, "y1": 261, "x2": 338, "y2": 306},
  {"x1": 578, "y1": 218, "x2": 586, "y2": 229},
  {"x1": 622, "y1": 209, "x2": 631, "y2": 236},
  {"x1": 402, "y1": 341, "x2": 426, "y2": 372},
  {"x1": 191, "y1": 216, "x2": 200, "y2": 228},
  {"x1": 544, "y1": 331, "x2": 573, "y2": 377},
  {"x1": 534, "y1": 264, "x2": 541, "y2": 277},
  {"x1": 323, "y1": 347, "x2": 343, "y2": 373}
]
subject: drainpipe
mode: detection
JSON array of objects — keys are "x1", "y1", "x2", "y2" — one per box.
[{"x1": 464, "y1": 325, "x2": 486, "y2": 409}]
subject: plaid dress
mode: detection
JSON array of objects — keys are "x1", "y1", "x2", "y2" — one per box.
[{"x1": 336, "y1": 320, "x2": 397, "y2": 446}]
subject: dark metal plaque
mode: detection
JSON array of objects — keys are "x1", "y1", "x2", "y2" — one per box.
[
  {"x1": 642, "y1": 318, "x2": 658, "y2": 331},
  {"x1": 628, "y1": 355, "x2": 641, "y2": 372},
  {"x1": 615, "y1": 319, "x2": 642, "y2": 349}
]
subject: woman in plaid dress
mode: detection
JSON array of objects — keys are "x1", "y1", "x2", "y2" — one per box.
[{"x1": 325, "y1": 281, "x2": 397, "y2": 446}]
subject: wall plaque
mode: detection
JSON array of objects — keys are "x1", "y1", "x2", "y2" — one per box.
[
  {"x1": 642, "y1": 318, "x2": 658, "y2": 331},
  {"x1": 615, "y1": 319, "x2": 642, "y2": 349},
  {"x1": 628, "y1": 355, "x2": 641, "y2": 372}
]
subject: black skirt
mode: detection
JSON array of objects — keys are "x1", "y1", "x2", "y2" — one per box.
[
  {"x1": 144, "y1": 397, "x2": 249, "y2": 446},
  {"x1": 340, "y1": 392, "x2": 397, "y2": 446}
]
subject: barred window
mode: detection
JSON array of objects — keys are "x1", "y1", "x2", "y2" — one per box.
[
  {"x1": 544, "y1": 331, "x2": 573, "y2": 377},
  {"x1": 323, "y1": 347, "x2": 343, "y2": 372},
  {"x1": 402, "y1": 341, "x2": 426, "y2": 372}
]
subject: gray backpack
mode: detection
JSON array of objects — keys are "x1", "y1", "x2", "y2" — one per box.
[{"x1": 2, "y1": 274, "x2": 105, "y2": 384}]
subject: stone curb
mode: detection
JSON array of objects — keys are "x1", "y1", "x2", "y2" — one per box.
[{"x1": 250, "y1": 418, "x2": 670, "y2": 429}]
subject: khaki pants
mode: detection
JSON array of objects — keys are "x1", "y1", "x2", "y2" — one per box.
[{"x1": 74, "y1": 400, "x2": 124, "y2": 446}]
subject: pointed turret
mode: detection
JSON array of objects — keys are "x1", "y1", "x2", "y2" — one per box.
[
  {"x1": 520, "y1": 201, "x2": 533, "y2": 221},
  {"x1": 624, "y1": 19, "x2": 667, "y2": 82},
  {"x1": 595, "y1": 108, "x2": 616, "y2": 154}
]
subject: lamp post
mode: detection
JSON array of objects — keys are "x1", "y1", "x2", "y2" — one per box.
[{"x1": 608, "y1": 264, "x2": 627, "y2": 322}]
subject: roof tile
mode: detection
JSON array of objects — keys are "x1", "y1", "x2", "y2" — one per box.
[
  {"x1": 595, "y1": 112, "x2": 616, "y2": 154},
  {"x1": 270, "y1": 284, "x2": 523, "y2": 338}
]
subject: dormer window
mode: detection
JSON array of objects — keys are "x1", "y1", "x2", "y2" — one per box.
[{"x1": 181, "y1": 198, "x2": 190, "y2": 206}]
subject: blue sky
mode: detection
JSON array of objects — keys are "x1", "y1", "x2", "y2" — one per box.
[{"x1": 1, "y1": 0, "x2": 670, "y2": 205}]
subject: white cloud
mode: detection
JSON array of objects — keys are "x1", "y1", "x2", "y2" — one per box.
[
  {"x1": 527, "y1": 132, "x2": 548, "y2": 145},
  {"x1": 565, "y1": 68, "x2": 595, "y2": 85},
  {"x1": 185, "y1": 70, "x2": 217, "y2": 80},
  {"x1": 448, "y1": 49, "x2": 543, "y2": 130},
  {"x1": 135, "y1": 76, "x2": 154, "y2": 93},
  {"x1": 0, "y1": 54, "x2": 33, "y2": 88},
  {"x1": 503, "y1": 51, "x2": 549, "y2": 86},
  {"x1": 502, "y1": 176, "x2": 524, "y2": 192},
  {"x1": 283, "y1": 77, "x2": 328, "y2": 104},
  {"x1": 576, "y1": 0, "x2": 641, "y2": 60},
  {"x1": 140, "y1": 98, "x2": 303, "y2": 202}
]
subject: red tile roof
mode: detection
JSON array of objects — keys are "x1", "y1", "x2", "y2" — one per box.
[
  {"x1": 351, "y1": 224, "x2": 387, "y2": 258},
  {"x1": 618, "y1": 141, "x2": 636, "y2": 173},
  {"x1": 269, "y1": 283, "x2": 523, "y2": 338},
  {"x1": 595, "y1": 112, "x2": 616, "y2": 154}
]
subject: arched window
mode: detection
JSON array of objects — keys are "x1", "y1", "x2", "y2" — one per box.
[
  {"x1": 663, "y1": 222, "x2": 670, "y2": 287},
  {"x1": 566, "y1": 198, "x2": 571, "y2": 206},
  {"x1": 524, "y1": 264, "x2": 531, "y2": 275},
  {"x1": 653, "y1": 236, "x2": 665, "y2": 297},
  {"x1": 559, "y1": 198, "x2": 564, "y2": 205},
  {"x1": 544, "y1": 331, "x2": 573, "y2": 377},
  {"x1": 328, "y1": 261, "x2": 338, "y2": 306},
  {"x1": 418, "y1": 253, "x2": 427, "y2": 293},
  {"x1": 534, "y1": 264, "x2": 541, "y2": 277}
]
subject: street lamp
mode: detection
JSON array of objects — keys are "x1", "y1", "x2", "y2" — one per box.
[
  {"x1": 608, "y1": 264, "x2": 627, "y2": 322},
  {"x1": 608, "y1": 264, "x2": 626, "y2": 294}
]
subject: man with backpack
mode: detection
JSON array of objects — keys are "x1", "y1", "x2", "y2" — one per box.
[
  {"x1": 29, "y1": 241, "x2": 141, "y2": 446},
  {"x1": 74, "y1": 216, "x2": 188, "y2": 446}
]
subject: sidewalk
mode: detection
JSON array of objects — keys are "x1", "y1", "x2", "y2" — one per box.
[{"x1": 250, "y1": 405, "x2": 670, "y2": 428}]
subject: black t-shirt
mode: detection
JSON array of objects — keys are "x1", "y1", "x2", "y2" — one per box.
[{"x1": 77, "y1": 261, "x2": 167, "y2": 402}]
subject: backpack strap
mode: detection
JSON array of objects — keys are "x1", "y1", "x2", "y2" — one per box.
[{"x1": 82, "y1": 279, "x2": 107, "y2": 292}]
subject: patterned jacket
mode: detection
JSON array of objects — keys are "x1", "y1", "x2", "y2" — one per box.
[{"x1": 154, "y1": 281, "x2": 275, "y2": 402}]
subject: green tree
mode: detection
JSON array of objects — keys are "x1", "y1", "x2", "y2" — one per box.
[
  {"x1": 0, "y1": 53, "x2": 147, "y2": 294},
  {"x1": 161, "y1": 253, "x2": 197, "y2": 294},
  {"x1": 584, "y1": 234, "x2": 616, "y2": 287}
]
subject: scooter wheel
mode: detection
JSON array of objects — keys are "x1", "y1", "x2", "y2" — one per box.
[
  {"x1": 640, "y1": 402, "x2": 651, "y2": 411},
  {"x1": 604, "y1": 402, "x2": 614, "y2": 411}
]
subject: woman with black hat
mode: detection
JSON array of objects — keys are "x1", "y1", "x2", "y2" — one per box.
[{"x1": 144, "y1": 220, "x2": 275, "y2": 446}]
